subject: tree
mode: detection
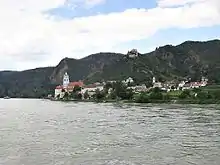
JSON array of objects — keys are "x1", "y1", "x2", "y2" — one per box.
[
  {"x1": 171, "y1": 86, "x2": 175, "y2": 90},
  {"x1": 145, "y1": 82, "x2": 153, "y2": 88},
  {"x1": 73, "y1": 85, "x2": 81, "y2": 93},
  {"x1": 158, "y1": 77, "x2": 165, "y2": 83},
  {"x1": 151, "y1": 87, "x2": 161, "y2": 93},
  {"x1": 76, "y1": 93, "x2": 82, "y2": 100},
  {"x1": 109, "y1": 90, "x2": 117, "y2": 99},
  {"x1": 71, "y1": 91, "x2": 82, "y2": 100},
  {"x1": 94, "y1": 89, "x2": 105, "y2": 100},
  {"x1": 63, "y1": 92, "x2": 69, "y2": 99},
  {"x1": 197, "y1": 91, "x2": 209, "y2": 100},
  {"x1": 135, "y1": 93, "x2": 149, "y2": 103},
  {"x1": 163, "y1": 94, "x2": 170, "y2": 100},
  {"x1": 84, "y1": 90, "x2": 89, "y2": 100},
  {"x1": 149, "y1": 92, "x2": 163, "y2": 100},
  {"x1": 120, "y1": 88, "x2": 134, "y2": 100},
  {"x1": 193, "y1": 88, "x2": 201, "y2": 93},
  {"x1": 212, "y1": 90, "x2": 220, "y2": 99},
  {"x1": 112, "y1": 82, "x2": 134, "y2": 100},
  {"x1": 104, "y1": 82, "x2": 113, "y2": 91},
  {"x1": 179, "y1": 90, "x2": 190, "y2": 99}
]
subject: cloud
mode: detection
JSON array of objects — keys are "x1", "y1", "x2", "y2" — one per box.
[
  {"x1": 84, "y1": 0, "x2": 105, "y2": 7},
  {"x1": 157, "y1": 0, "x2": 206, "y2": 7},
  {"x1": 65, "y1": 0, "x2": 105, "y2": 9},
  {"x1": 0, "y1": 0, "x2": 219, "y2": 70}
]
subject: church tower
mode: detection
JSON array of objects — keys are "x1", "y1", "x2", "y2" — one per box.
[
  {"x1": 63, "y1": 72, "x2": 70, "y2": 88},
  {"x1": 152, "y1": 77, "x2": 156, "y2": 84}
]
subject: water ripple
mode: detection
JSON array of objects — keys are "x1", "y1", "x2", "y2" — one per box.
[{"x1": 0, "y1": 100, "x2": 220, "y2": 165}]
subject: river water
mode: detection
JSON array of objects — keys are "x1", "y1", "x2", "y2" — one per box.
[{"x1": 0, "y1": 99, "x2": 220, "y2": 165}]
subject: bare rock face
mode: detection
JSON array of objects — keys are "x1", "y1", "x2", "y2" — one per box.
[{"x1": 50, "y1": 58, "x2": 69, "y2": 84}]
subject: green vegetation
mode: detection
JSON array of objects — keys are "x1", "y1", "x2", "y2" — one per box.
[
  {"x1": 0, "y1": 39, "x2": 220, "y2": 98},
  {"x1": 133, "y1": 87, "x2": 220, "y2": 104},
  {"x1": 57, "y1": 81, "x2": 220, "y2": 104}
]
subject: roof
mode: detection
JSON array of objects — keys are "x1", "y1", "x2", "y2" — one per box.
[
  {"x1": 190, "y1": 82, "x2": 203, "y2": 86},
  {"x1": 68, "y1": 81, "x2": 84, "y2": 87}
]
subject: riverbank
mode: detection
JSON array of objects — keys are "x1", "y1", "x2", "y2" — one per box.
[{"x1": 50, "y1": 98, "x2": 220, "y2": 104}]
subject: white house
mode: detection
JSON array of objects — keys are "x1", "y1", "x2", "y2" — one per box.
[
  {"x1": 153, "y1": 82, "x2": 163, "y2": 88},
  {"x1": 55, "y1": 85, "x2": 65, "y2": 98},
  {"x1": 128, "y1": 84, "x2": 147, "y2": 93},
  {"x1": 122, "y1": 77, "x2": 134, "y2": 84},
  {"x1": 178, "y1": 81, "x2": 186, "y2": 88},
  {"x1": 81, "y1": 84, "x2": 104, "y2": 97}
]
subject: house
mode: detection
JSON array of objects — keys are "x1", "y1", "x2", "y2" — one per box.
[
  {"x1": 178, "y1": 81, "x2": 186, "y2": 88},
  {"x1": 81, "y1": 84, "x2": 104, "y2": 97},
  {"x1": 55, "y1": 85, "x2": 65, "y2": 98},
  {"x1": 122, "y1": 77, "x2": 134, "y2": 85},
  {"x1": 128, "y1": 84, "x2": 147, "y2": 93},
  {"x1": 201, "y1": 77, "x2": 208, "y2": 87},
  {"x1": 190, "y1": 82, "x2": 202, "y2": 88},
  {"x1": 153, "y1": 82, "x2": 163, "y2": 88},
  {"x1": 107, "y1": 80, "x2": 117, "y2": 84}
]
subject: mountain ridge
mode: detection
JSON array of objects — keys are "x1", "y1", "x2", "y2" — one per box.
[{"x1": 0, "y1": 39, "x2": 219, "y2": 98}]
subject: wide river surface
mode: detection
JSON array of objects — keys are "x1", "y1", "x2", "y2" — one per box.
[{"x1": 0, "y1": 99, "x2": 220, "y2": 165}]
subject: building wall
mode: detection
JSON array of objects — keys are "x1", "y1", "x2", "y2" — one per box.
[
  {"x1": 55, "y1": 89, "x2": 65, "y2": 98},
  {"x1": 81, "y1": 86, "x2": 104, "y2": 95}
]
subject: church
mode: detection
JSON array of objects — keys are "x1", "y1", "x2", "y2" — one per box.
[{"x1": 54, "y1": 72, "x2": 84, "y2": 98}]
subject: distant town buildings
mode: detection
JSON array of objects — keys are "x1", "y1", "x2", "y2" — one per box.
[
  {"x1": 81, "y1": 84, "x2": 104, "y2": 96},
  {"x1": 54, "y1": 72, "x2": 209, "y2": 99},
  {"x1": 122, "y1": 77, "x2": 134, "y2": 85},
  {"x1": 151, "y1": 76, "x2": 208, "y2": 91}
]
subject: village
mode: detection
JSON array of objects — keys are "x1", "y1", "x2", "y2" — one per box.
[{"x1": 54, "y1": 72, "x2": 209, "y2": 100}]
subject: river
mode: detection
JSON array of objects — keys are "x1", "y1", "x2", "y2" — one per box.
[{"x1": 0, "y1": 99, "x2": 220, "y2": 165}]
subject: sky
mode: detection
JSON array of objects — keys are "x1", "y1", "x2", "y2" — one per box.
[{"x1": 0, "y1": 0, "x2": 220, "y2": 71}]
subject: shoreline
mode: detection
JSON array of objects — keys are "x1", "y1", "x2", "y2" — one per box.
[
  {"x1": 2, "y1": 97, "x2": 219, "y2": 105},
  {"x1": 49, "y1": 98, "x2": 220, "y2": 104}
]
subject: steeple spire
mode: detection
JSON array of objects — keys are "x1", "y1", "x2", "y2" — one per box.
[{"x1": 63, "y1": 72, "x2": 70, "y2": 88}]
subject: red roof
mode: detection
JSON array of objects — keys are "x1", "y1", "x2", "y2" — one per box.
[
  {"x1": 190, "y1": 82, "x2": 204, "y2": 86},
  {"x1": 55, "y1": 81, "x2": 84, "y2": 90},
  {"x1": 68, "y1": 81, "x2": 84, "y2": 87}
]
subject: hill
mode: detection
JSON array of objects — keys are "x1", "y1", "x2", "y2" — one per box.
[{"x1": 0, "y1": 39, "x2": 219, "y2": 98}]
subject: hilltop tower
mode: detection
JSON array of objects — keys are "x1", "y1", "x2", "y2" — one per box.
[{"x1": 63, "y1": 72, "x2": 70, "y2": 88}]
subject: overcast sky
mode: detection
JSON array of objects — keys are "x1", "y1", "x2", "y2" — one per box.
[{"x1": 0, "y1": 0, "x2": 220, "y2": 71}]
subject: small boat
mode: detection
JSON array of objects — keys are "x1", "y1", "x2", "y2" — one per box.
[{"x1": 4, "y1": 96, "x2": 10, "y2": 99}]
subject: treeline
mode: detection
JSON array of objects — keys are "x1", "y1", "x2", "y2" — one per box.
[{"x1": 60, "y1": 82, "x2": 220, "y2": 104}]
